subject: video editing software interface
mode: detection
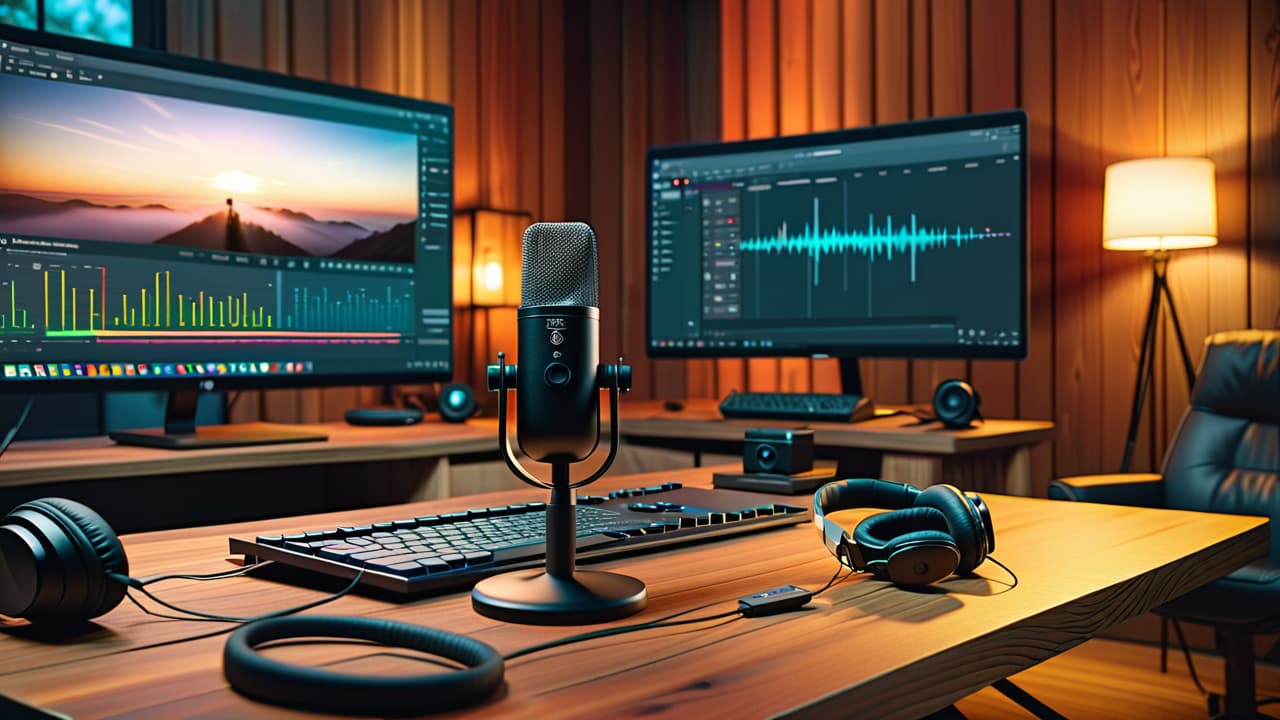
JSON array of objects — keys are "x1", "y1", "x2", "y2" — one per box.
[
  {"x1": 648, "y1": 114, "x2": 1026, "y2": 358},
  {"x1": 0, "y1": 34, "x2": 452, "y2": 385}
]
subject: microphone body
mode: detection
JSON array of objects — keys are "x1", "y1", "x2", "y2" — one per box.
[{"x1": 517, "y1": 305, "x2": 599, "y2": 462}]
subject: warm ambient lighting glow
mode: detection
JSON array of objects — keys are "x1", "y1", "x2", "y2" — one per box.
[
  {"x1": 481, "y1": 259, "x2": 503, "y2": 293},
  {"x1": 1103, "y1": 157, "x2": 1218, "y2": 251}
]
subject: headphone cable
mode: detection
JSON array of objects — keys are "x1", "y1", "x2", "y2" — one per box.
[
  {"x1": 504, "y1": 564, "x2": 850, "y2": 662},
  {"x1": 109, "y1": 565, "x2": 364, "y2": 624},
  {"x1": 0, "y1": 397, "x2": 34, "y2": 462},
  {"x1": 984, "y1": 555, "x2": 1018, "y2": 590}
]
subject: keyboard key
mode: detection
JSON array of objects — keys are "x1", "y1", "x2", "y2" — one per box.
[
  {"x1": 351, "y1": 549, "x2": 411, "y2": 562},
  {"x1": 318, "y1": 544, "x2": 366, "y2": 560},
  {"x1": 463, "y1": 550, "x2": 493, "y2": 565}
]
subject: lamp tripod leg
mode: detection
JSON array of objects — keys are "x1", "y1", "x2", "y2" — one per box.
[
  {"x1": 1158, "y1": 275, "x2": 1197, "y2": 390},
  {"x1": 1121, "y1": 268, "x2": 1163, "y2": 473}
]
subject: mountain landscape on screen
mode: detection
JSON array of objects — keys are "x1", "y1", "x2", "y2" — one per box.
[
  {"x1": 0, "y1": 192, "x2": 413, "y2": 259},
  {"x1": 0, "y1": 73, "x2": 418, "y2": 261}
]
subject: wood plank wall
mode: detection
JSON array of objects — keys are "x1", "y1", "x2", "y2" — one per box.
[
  {"x1": 713, "y1": 0, "x2": 1280, "y2": 492},
  {"x1": 163, "y1": 1, "x2": 1278, "y2": 493}
]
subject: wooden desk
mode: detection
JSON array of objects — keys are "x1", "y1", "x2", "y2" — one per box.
[
  {"x1": 0, "y1": 465, "x2": 1263, "y2": 719},
  {"x1": 619, "y1": 399, "x2": 1054, "y2": 495},
  {"x1": 0, "y1": 421, "x2": 497, "y2": 533}
]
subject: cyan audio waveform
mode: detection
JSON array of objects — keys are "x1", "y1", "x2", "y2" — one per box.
[{"x1": 740, "y1": 198, "x2": 1011, "y2": 284}]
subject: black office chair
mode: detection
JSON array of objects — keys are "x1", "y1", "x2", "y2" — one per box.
[{"x1": 1049, "y1": 329, "x2": 1279, "y2": 720}]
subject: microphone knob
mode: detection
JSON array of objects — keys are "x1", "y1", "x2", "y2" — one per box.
[{"x1": 544, "y1": 363, "x2": 572, "y2": 387}]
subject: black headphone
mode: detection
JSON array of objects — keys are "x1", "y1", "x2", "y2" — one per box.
[
  {"x1": 813, "y1": 479, "x2": 994, "y2": 586},
  {"x1": 0, "y1": 498, "x2": 505, "y2": 715},
  {"x1": 933, "y1": 379, "x2": 982, "y2": 428},
  {"x1": 0, "y1": 497, "x2": 128, "y2": 622}
]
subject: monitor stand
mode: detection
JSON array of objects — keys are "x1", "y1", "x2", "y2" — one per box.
[
  {"x1": 109, "y1": 390, "x2": 329, "y2": 450},
  {"x1": 839, "y1": 357, "x2": 875, "y2": 422}
]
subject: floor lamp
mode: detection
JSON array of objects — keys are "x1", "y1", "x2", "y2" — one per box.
[{"x1": 1103, "y1": 157, "x2": 1218, "y2": 472}]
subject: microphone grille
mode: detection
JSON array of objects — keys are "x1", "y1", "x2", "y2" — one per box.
[{"x1": 520, "y1": 222, "x2": 600, "y2": 308}]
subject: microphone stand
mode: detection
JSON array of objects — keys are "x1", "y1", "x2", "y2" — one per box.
[{"x1": 471, "y1": 353, "x2": 646, "y2": 625}]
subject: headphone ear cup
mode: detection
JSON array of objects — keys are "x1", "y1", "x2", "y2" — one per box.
[
  {"x1": 853, "y1": 507, "x2": 959, "y2": 585},
  {"x1": 26, "y1": 499, "x2": 128, "y2": 620},
  {"x1": 916, "y1": 485, "x2": 987, "y2": 574}
]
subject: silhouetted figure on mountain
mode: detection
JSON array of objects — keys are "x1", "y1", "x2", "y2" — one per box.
[{"x1": 225, "y1": 197, "x2": 246, "y2": 253}]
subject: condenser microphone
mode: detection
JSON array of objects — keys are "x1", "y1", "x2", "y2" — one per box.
[{"x1": 516, "y1": 222, "x2": 601, "y2": 463}]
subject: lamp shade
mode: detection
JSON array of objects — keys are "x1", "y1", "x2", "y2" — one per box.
[{"x1": 1102, "y1": 157, "x2": 1218, "y2": 251}]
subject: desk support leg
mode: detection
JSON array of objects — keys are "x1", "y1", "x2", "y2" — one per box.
[{"x1": 992, "y1": 679, "x2": 1068, "y2": 720}]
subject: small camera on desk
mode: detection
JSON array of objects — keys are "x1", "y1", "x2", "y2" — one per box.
[
  {"x1": 715, "y1": 428, "x2": 834, "y2": 495},
  {"x1": 743, "y1": 428, "x2": 814, "y2": 474}
]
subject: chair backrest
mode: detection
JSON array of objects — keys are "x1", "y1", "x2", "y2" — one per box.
[{"x1": 1163, "y1": 330, "x2": 1279, "y2": 562}]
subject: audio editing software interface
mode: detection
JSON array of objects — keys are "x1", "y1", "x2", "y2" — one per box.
[
  {"x1": 0, "y1": 36, "x2": 452, "y2": 383},
  {"x1": 649, "y1": 122, "x2": 1024, "y2": 355}
]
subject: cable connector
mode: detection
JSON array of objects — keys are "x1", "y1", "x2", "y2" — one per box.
[{"x1": 737, "y1": 585, "x2": 813, "y2": 617}]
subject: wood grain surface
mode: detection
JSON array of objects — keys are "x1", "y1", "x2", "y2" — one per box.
[
  {"x1": 0, "y1": 421, "x2": 497, "y2": 487},
  {"x1": 616, "y1": 400, "x2": 1055, "y2": 455},
  {"x1": 0, "y1": 465, "x2": 1264, "y2": 719}
]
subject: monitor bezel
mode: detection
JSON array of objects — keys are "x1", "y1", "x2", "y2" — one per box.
[
  {"x1": 644, "y1": 109, "x2": 1029, "y2": 362},
  {"x1": 0, "y1": 25, "x2": 455, "y2": 394}
]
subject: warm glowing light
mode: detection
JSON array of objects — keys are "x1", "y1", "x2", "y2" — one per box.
[
  {"x1": 1103, "y1": 157, "x2": 1217, "y2": 251},
  {"x1": 482, "y1": 260, "x2": 504, "y2": 292},
  {"x1": 211, "y1": 170, "x2": 263, "y2": 195}
]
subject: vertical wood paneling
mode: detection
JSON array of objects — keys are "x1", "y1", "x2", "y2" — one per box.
[
  {"x1": 1162, "y1": 0, "x2": 1212, "y2": 462},
  {"x1": 451, "y1": 1, "x2": 479, "y2": 208},
  {"x1": 621, "y1": 0, "x2": 652, "y2": 399},
  {"x1": 683, "y1": 0, "x2": 724, "y2": 399},
  {"x1": 423, "y1": 0, "x2": 452, "y2": 104},
  {"x1": 357, "y1": 1, "x2": 396, "y2": 92},
  {"x1": 1099, "y1": 0, "x2": 1162, "y2": 472},
  {"x1": 911, "y1": 0, "x2": 969, "y2": 404},
  {"x1": 1254, "y1": 0, "x2": 1280, "y2": 329},
  {"x1": 717, "y1": 0, "x2": 749, "y2": 396},
  {"x1": 841, "y1": 0, "x2": 874, "y2": 130},
  {"x1": 778, "y1": 0, "x2": 814, "y2": 393},
  {"x1": 1054, "y1": 0, "x2": 1106, "y2": 477},
  {"x1": 811, "y1": 0, "x2": 843, "y2": 393},
  {"x1": 744, "y1": 0, "x2": 781, "y2": 393},
  {"x1": 648, "y1": 0, "x2": 689, "y2": 401},
  {"x1": 968, "y1": 0, "x2": 1020, "y2": 421},
  {"x1": 1203, "y1": 0, "x2": 1251, "y2": 346},
  {"x1": 1018, "y1": 0, "x2": 1057, "y2": 494},
  {"x1": 589, "y1": 1, "x2": 624, "y2": 365},
  {"x1": 870, "y1": 0, "x2": 911, "y2": 404},
  {"x1": 290, "y1": 1, "x2": 328, "y2": 82},
  {"x1": 327, "y1": 0, "x2": 357, "y2": 86},
  {"x1": 540, "y1": 0, "x2": 565, "y2": 222}
]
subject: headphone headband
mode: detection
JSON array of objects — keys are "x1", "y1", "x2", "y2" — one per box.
[
  {"x1": 813, "y1": 478, "x2": 992, "y2": 586},
  {"x1": 813, "y1": 479, "x2": 921, "y2": 567}
]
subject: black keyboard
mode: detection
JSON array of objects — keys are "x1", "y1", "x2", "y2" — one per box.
[
  {"x1": 719, "y1": 391, "x2": 875, "y2": 423},
  {"x1": 228, "y1": 483, "x2": 808, "y2": 596}
]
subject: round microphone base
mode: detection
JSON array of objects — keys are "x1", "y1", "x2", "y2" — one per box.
[{"x1": 471, "y1": 569, "x2": 647, "y2": 625}]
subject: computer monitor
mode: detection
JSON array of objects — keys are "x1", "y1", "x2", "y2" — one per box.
[
  {"x1": 646, "y1": 110, "x2": 1027, "y2": 398},
  {"x1": 0, "y1": 26, "x2": 453, "y2": 448}
]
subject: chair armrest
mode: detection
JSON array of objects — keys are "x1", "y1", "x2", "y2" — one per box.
[{"x1": 1048, "y1": 473, "x2": 1165, "y2": 507}]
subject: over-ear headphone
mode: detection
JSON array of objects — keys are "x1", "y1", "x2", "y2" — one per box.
[
  {"x1": 0, "y1": 497, "x2": 128, "y2": 622},
  {"x1": 0, "y1": 497, "x2": 505, "y2": 715},
  {"x1": 813, "y1": 479, "x2": 994, "y2": 586},
  {"x1": 933, "y1": 379, "x2": 982, "y2": 428}
]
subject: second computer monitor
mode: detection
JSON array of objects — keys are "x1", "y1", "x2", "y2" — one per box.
[{"x1": 646, "y1": 110, "x2": 1027, "y2": 382}]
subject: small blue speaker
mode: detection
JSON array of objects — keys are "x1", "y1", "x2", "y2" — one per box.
[
  {"x1": 933, "y1": 379, "x2": 981, "y2": 428},
  {"x1": 438, "y1": 383, "x2": 477, "y2": 423}
]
